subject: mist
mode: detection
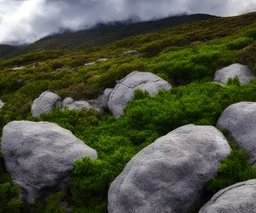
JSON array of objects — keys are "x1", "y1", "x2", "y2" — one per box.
[{"x1": 0, "y1": 0, "x2": 255, "y2": 44}]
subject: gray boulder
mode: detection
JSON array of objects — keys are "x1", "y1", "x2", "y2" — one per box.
[
  {"x1": 1, "y1": 121, "x2": 97, "y2": 204},
  {"x1": 199, "y1": 179, "x2": 256, "y2": 213},
  {"x1": 108, "y1": 71, "x2": 172, "y2": 117},
  {"x1": 217, "y1": 102, "x2": 256, "y2": 166},
  {"x1": 0, "y1": 99, "x2": 4, "y2": 110},
  {"x1": 32, "y1": 91, "x2": 62, "y2": 117},
  {"x1": 108, "y1": 124, "x2": 231, "y2": 213},
  {"x1": 213, "y1": 63, "x2": 255, "y2": 85}
]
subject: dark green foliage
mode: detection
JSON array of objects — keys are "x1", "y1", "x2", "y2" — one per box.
[
  {"x1": 33, "y1": 192, "x2": 66, "y2": 213},
  {"x1": 0, "y1": 182, "x2": 22, "y2": 213},
  {"x1": 205, "y1": 150, "x2": 256, "y2": 195}
]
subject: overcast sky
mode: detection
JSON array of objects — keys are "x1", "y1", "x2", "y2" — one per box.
[{"x1": 0, "y1": 0, "x2": 255, "y2": 45}]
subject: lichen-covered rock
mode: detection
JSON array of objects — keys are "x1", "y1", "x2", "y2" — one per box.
[
  {"x1": 108, "y1": 71, "x2": 172, "y2": 117},
  {"x1": 1, "y1": 121, "x2": 97, "y2": 204},
  {"x1": 108, "y1": 124, "x2": 231, "y2": 213},
  {"x1": 199, "y1": 179, "x2": 256, "y2": 213},
  {"x1": 213, "y1": 63, "x2": 255, "y2": 85},
  {"x1": 31, "y1": 91, "x2": 62, "y2": 117},
  {"x1": 217, "y1": 102, "x2": 256, "y2": 166}
]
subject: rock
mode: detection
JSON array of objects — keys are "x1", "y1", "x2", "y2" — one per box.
[
  {"x1": 199, "y1": 179, "x2": 256, "y2": 213},
  {"x1": 97, "y1": 58, "x2": 108, "y2": 62},
  {"x1": 120, "y1": 50, "x2": 139, "y2": 57},
  {"x1": 12, "y1": 66, "x2": 25, "y2": 71},
  {"x1": 0, "y1": 99, "x2": 4, "y2": 110},
  {"x1": 108, "y1": 71, "x2": 172, "y2": 117},
  {"x1": 101, "y1": 88, "x2": 113, "y2": 110},
  {"x1": 217, "y1": 102, "x2": 256, "y2": 165},
  {"x1": 213, "y1": 63, "x2": 255, "y2": 85},
  {"x1": 63, "y1": 97, "x2": 94, "y2": 111},
  {"x1": 88, "y1": 99, "x2": 103, "y2": 113},
  {"x1": 31, "y1": 91, "x2": 62, "y2": 117},
  {"x1": 84, "y1": 62, "x2": 96, "y2": 66},
  {"x1": 108, "y1": 124, "x2": 231, "y2": 213},
  {"x1": 1, "y1": 121, "x2": 97, "y2": 204}
]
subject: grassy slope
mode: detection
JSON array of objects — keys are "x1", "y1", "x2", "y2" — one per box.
[
  {"x1": 0, "y1": 14, "x2": 216, "y2": 58},
  {"x1": 0, "y1": 12, "x2": 256, "y2": 212}
]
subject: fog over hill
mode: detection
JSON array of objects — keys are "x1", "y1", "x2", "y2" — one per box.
[{"x1": 0, "y1": 0, "x2": 255, "y2": 44}]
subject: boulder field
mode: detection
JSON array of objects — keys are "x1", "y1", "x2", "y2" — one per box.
[{"x1": 1, "y1": 121, "x2": 97, "y2": 204}]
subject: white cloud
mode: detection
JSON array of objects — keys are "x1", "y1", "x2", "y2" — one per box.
[{"x1": 0, "y1": 0, "x2": 255, "y2": 44}]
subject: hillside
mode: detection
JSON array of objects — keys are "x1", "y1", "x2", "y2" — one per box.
[
  {"x1": 0, "y1": 14, "x2": 216, "y2": 58},
  {"x1": 0, "y1": 12, "x2": 256, "y2": 213}
]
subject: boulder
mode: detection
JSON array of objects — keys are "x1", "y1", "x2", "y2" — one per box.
[
  {"x1": 1, "y1": 121, "x2": 97, "y2": 204},
  {"x1": 217, "y1": 102, "x2": 256, "y2": 166},
  {"x1": 199, "y1": 179, "x2": 256, "y2": 213},
  {"x1": 213, "y1": 63, "x2": 255, "y2": 85},
  {"x1": 108, "y1": 124, "x2": 231, "y2": 213},
  {"x1": 108, "y1": 71, "x2": 172, "y2": 117},
  {"x1": 0, "y1": 99, "x2": 4, "y2": 110},
  {"x1": 31, "y1": 91, "x2": 62, "y2": 117}
]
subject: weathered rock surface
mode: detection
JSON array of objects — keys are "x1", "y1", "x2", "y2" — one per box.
[
  {"x1": 63, "y1": 97, "x2": 91, "y2": 111},
  {"x1": 199, "y1": 179, "x2": 256, "y2": 213},
  {"x1": 0, "y1": 99, "x2": 4, "y2": 110},
  {"x1": 217, "y1": 102, "x2": 256, "y2": 165},
  {"x1": 108, "y1": 124, "x2": 231, "y2": 213},
  {"x1": 1, "y1": 121, "x2": 97, "y2": 204},
  {"x1": 32, "y1": 91, "x2": 62, "y2": 117},
  {"x1": 108, "y1": 71, "x2": 172, "y2": 117},
  {"x1": 213, "y1": 63, "x2": 255, "y2": 85}
]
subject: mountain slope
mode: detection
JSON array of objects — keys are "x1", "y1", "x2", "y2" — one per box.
[{"x1": 0, "y1": 14, "x2": 216, "y2": 58}]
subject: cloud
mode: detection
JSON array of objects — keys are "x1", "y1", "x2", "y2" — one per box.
[{"x1": 0, "y1": 0, "x2": 255, "y2": 44}]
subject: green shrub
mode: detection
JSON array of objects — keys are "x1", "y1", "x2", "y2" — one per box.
[{"x1": 226, "y1": 37, "x2": 253, "y2": 50}]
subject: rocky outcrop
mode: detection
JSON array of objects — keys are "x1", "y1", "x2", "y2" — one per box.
[
  {"x1": 108, "y1": 124, "x2": 231, "y2": 213},
  {"x1": 31, "y1": 91, "x2": 62, "y2": 117},
  {"x1": 63, "y1": 97, "x2": 91, "y2": 111},
  {"x1": 0, "y1": 99, "x2": 4, "y2": 110},
  {"x1": 213, "y1": 63, "x2": 255, "y2": 85},
  {"x1": 1, "y1": 121, "x2": 97, "y2": 204},
  {"x1": 217, "y1": 102, "x2": 256, "y2": 166},
  {"x1": 199, "y1": 179, "x2": 256, "y2": 213},
  {"x1": 108, "y1": 71, "x2": 172, "y2": 117}
]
